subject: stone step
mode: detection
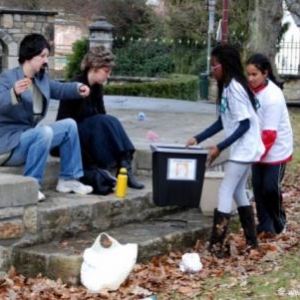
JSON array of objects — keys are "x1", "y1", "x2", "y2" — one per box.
[
  {"x1": 26, "y1": 176, "x2": 183, "y2": 244},
  {"x1": 0, "y1": 159, "x2": 224, "y2": 248},
  {"x1": 0, "y1": 157, "x2": 60, "y2": 190},
  {"x1": 0, "y1": 144, "x2": 226, "y2": 271},
  {"x1": 0, "y1": 174, "x2": 38, "y2": 208},
  {"x1": 13, "y1": 208, "x2": 211, "y2": 284},
  {"x1": 0, "y1": 148, "x2": 150, "y2": 190}
]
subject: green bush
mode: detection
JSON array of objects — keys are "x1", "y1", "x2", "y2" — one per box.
[
  {"x1": 113, "y1": 39, "x2": 206, "y2": 77},
  {"x1": 64, "y1": 38, "x2": 88, "y2": 80},
  {"x1": 113, "y1": 40, "x2": 175, "y2": 77},
  {"x1": 104, "y1": 74, "x2": 199, "y2": 101}
]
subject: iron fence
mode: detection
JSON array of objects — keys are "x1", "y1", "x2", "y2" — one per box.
[
  {"x1": 53, "y1": 36, "x2": 300, "y2": 77},
  {"x1": 113, "y1": 36, "x2": 300, "y2": 77},
  {"x1": 276, "y1": 36, "x2": 300, "y2": 76}
]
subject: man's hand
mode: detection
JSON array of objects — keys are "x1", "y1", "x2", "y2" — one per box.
[{"x1": 14, "y1": 78, "x2": 32, "y2": 95}]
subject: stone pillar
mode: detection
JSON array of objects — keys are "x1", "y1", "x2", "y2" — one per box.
[{"x1": 88, "y1": 16, "x2": 114, "y2": 49}]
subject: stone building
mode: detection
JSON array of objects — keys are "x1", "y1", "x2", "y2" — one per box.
[{"x1": 0, "y1": 8, "x2": 57, "y2": 73}]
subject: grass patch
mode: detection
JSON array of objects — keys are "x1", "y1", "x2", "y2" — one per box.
[
  {"x1": 287, "y1": 108, "x2": 300, "y2": 175},
  {"x1": 206, "y1": 249, "x2": 300, "y2": 299}
]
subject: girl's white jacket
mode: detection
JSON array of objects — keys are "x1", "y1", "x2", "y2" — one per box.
[{"x1": 255, "y1": 80, "x2": 293, "y2": 163}]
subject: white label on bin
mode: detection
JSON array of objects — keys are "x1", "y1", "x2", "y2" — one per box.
[{"x1": 167, "y1": 158, "x2": 196, "y2": 180}]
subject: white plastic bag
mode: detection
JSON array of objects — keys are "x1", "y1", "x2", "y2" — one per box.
[
  {"x1": 80, "y1": 232, "x2": 138, "y2": 293},
  {"x1": 179, "y1": 253, "x2": 202, "y2": 273}
]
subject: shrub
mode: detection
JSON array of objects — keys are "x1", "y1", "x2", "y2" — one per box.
[
  {"x1": 113, "y1": 40, "x2": 175, "y2": 77},
  {"x1": 104, "y1": 74, "x2": 199, "y2": 101},
  {"x1": 64, "y1": 38, "x2": 88, "y2": 80}
]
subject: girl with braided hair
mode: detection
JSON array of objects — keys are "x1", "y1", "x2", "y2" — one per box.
[
  {"x1": 54, "y1": 46, "x2": 144, "y2": 193},
  {"x1": 186, "y1": 44, "x2": 264, "y2": 257}
]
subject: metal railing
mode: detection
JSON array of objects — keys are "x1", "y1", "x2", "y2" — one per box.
[
  {"x1": 276, "y1": 36, "x2": 300, "y2": 76},
  {"x1": 53, "y1": 36, "x2": 300, "y2": 77}
]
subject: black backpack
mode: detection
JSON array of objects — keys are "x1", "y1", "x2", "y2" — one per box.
[{"x1": 80, "y1": 166, "x2": 116, "y2": 195}]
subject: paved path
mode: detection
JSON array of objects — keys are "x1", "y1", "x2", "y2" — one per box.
[{"x1": 47, "y1": 96, "x2": 224, "y2": 148}]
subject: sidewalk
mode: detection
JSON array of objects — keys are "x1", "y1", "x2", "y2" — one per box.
[{"x1": 47, "y1": 96, "x2": 223, "y2": 149}]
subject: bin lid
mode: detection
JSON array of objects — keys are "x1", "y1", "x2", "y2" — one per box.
[{"x1": 150, "y1": 143, "x2": 208, "y2": 155}]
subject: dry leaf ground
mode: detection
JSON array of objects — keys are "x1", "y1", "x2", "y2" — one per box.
[{"x1": 1, "y1": 109, "x2": 300, "y2": 300}]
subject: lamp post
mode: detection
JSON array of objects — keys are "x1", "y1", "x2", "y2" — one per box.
[
  {"x1": 206, "y1": 0, "x2": 216, "y2": 74},
  {"x1": 88, "y1": 16, "x2": 114, "y2": 49},
  {"x1": 199, "y1": 0, "x2": 216, "y2": 100},
  {"x1": 221, "y1": 0, "x2": 229, "y2": 44}
]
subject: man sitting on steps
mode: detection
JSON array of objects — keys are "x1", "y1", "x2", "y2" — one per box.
[{"x1": 0, "y1": 33, "x2": 93, "y2": 201}]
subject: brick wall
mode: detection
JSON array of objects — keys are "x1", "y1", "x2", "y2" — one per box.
[{"x1": 0, "y1": 9, "x2": 57, "y2": 72}]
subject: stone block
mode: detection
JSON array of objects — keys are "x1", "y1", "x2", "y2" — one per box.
[
  {"x1": 0, "y1": 246, "x2": 12, "y2": 271},
  {"x1": 23, "y1": 206, "x2": 38, "y2": 235},
  {"x1": 8, "y1": 41, "x2": 18, "y2": 56},
  {"x1": 0, "y1": 207, "x2": 23, "y2": 219},
  {"x1": 0, "y1": 174, "x2": 38, "y2": 207},
  {"x1": 13, "y1": 248, "x2": 47, "y2": 277},
  {"x1": 2, "y1": 14, "x2": 13, "y2": 28},
  {"x1": 136, "y1": 148, "x2": 152, "y2": 170},
  {"x1": 0, "y1": 219, "x2": 25, "y2": 239},
  {"x1": 48, "y1": 254, "x2": 82, "y2": 285},
  {"x1": 7, "y1": 56, "x2": 19, "y2": 69}
]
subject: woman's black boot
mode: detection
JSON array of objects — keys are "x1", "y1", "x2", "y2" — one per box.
[
  {"x1": 120, "y1": 159, "x2": 144, "y2": 189},
  {"x1": 238, "y1": 205, "x2": 259, "y2": 249},
  {"x1": 208, "y1": 208, "x2": 231, "y2": 258}
]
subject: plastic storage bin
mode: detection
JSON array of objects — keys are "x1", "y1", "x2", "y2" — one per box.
[{"x1": 150, "y1": 143, "x2": 208, "y2": 208}]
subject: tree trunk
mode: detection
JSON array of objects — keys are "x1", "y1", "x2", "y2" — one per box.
[{"x1": 247, "y1": 0, "x2": 282, "y2": 64}]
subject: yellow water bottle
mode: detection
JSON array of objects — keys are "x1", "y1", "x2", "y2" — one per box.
[{"x1": 115, "y1": 167, "x2": 128, "y2": 198}]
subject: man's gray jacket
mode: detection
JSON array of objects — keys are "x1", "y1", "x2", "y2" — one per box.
[{"x1": 0, "y1": 66, "x2": 81, "y2": 160}]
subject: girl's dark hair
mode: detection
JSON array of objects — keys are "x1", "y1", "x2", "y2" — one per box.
[
  {"x1": 211, "y1": 44, "x2": 257, "y2": 110},
  {"x1": 18, "y1": 33, "x2": 51, "y2": 64},
  {"x1": 246, "y1": 53, "x2": 283, "y2": 89}
]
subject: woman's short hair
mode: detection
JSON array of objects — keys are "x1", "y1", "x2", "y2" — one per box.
[
  {"x1": 81, "y1": 46, "x2": 115, "y2": 71},
  {"x1": 18, "y1": 33, "x2": 51, "y2": 64}
]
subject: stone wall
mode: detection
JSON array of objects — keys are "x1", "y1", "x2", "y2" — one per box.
[
  {"x1": 0, "y1": 174, "x2": 38, "y2": 270},
  {"x1": 281, "y1": 76, "x2": 300, "y2": 101},
  {"x1": 208, "y1": 76, "x2": 300, "y2": 102},
  {"x1": 0, "y1": 8, "x2": 57, "y2": 73},
  {"x1": 54, "y1": 18, "x2": 84, "y2": 72}
]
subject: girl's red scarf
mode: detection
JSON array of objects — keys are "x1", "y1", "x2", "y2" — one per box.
[{"x1": 250, "y1": 81, "x2": 267, "y2": 93}]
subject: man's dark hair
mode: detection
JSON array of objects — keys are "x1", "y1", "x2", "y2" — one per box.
[{"x1": 18, "y1": 33, "x2": 51, "y2": 64}]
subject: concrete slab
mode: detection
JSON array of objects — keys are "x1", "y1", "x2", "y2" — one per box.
[
  {"x1": 0, "y1": 174, "x2": 38, "y2": 207},
  {"x1": 47, "y1": 97, "x2": 224, "y2": 149}
]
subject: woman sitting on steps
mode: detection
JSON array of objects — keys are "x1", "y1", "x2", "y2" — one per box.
[{"x1": 53, "y1": 46, "x2": 144, "y2": 193}]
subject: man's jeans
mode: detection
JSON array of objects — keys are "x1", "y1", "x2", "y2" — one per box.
[{"x1": 4, "y1": 119, "x2": 83, "y2": 186}]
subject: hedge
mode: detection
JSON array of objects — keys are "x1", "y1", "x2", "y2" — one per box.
[{"x1": 104, "y1": 74, "x2": 199, "y2": 101}]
